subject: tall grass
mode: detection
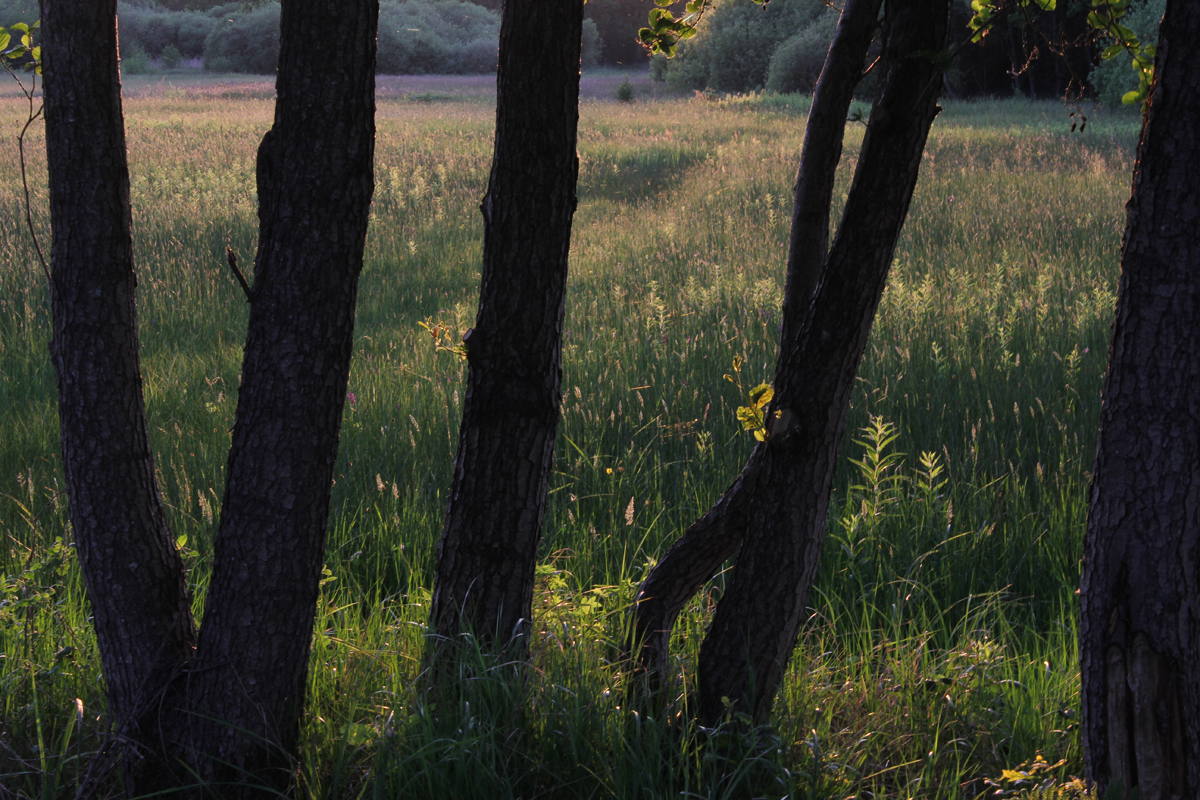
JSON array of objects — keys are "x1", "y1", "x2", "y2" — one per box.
[{"x1": 0, "y1": 81, "x2": 1137, "y2": 797}]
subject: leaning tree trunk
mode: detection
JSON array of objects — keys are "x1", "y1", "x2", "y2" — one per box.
[
  {"x1": 1079, "y1": 2, "x2": 1200, "y2": 797},
  {"x1": 627, "y1": 0, "x2": 882, "y2": 684},
  {"x1": 40, "y1": 0, "x2": 197, "y2": 781},
  {"x1": 696, "y1": 0, "x2": 948, "y2": 727},
  {"x1": 430, "y1": 0, "x2": 583, "y2": 648},
  {"x1": 628, "y1": 0, "x2": 950, "y2": 727},
  {"x1": 168, "y1": 1, "x2": 378, "y2": 794}
]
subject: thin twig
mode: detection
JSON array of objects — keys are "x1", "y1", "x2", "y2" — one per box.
[
  {"x1": 225, "y1": 245, "x2": 254, "y2": 302},
  {"x1": 4, "y1": 62, "x2": 50, "y2": 293}
]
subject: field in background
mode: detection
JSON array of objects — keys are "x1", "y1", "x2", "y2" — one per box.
[{"x1": 0, "y1": 77, "x2": 1142, "y2": 798}]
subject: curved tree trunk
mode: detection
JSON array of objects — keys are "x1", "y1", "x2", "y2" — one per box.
[
  {"x1": 1080, "y1": 3, "x2": 1200, "y2": 797},
  {"x1": 627, "y1": 0, "x2": 881, "y2": 683},
  {"x1": 627, "y1": 0, "x2": 950, "y2": 727},
  {"x1": 40, "y1": 0, "x2": 197, "y2": 784},
  {"x1": 172, "y1": 1, "x2": 379, "y2": 793},
  {"x1": 697, "y1": 0, "x2": 948, "y2": 727},
  {"x1": 430, "y1": 0, "x2": 583, "y2": 648}
]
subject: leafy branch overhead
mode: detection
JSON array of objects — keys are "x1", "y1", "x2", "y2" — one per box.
[
  {"x1": 639, "y1": 0, "x2": 762, "y2": 57},
  {"x1": 968, "y1": 0, "x2": 1155, "y2": 106}
]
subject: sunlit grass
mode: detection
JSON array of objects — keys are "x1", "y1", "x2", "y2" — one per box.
[{"x1": 0, "y1": 85, "x2": 1130, "y2": 797}]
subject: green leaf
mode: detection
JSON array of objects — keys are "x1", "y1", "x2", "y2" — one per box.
[
  {"x1": 175, "y1": 534, "x2": 188, "y2": 549},
  {"x1": 1101, "y1": 43, "x2": 1124, "y2": 60},
  {"x1": 748, "y1": 383, "x2": 773, "y2": 408},
  {"x1": 30, "y1": 45, "x2": 39, "y2": 63},
  {"x1": 10, "y1": 22, "x2": 28, "y2": 33},
  {"x1": 1121, "y1": 89, "x2": 1142, "y2": 105},
  {"x1": 0, "y1": 32, "x2": 10, "y2": 53}
]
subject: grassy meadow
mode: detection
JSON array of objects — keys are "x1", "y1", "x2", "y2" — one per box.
[{"x1": 0, "y1": 75, "x2": 1142, "y2": 798}]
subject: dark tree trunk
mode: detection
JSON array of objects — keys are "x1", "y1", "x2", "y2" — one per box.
[
  {"x1": 430, "y1": 0, "x2": 583, "y2": 647},
  {"x1": 171, "y1": 1, "x2": 378, "y2": 793},
  {"x1": 697, "y1": 0, "x2": 948, "y2": 727},
  {"x1": 1079, "y1": 3, "x2": 1200, "y2": 797},
  {"x1": 627, "y1": 0, "x2": 882, "y2": 683},
  {"x1": 627, "y1": 0, "x2": 949, "y2": 728},
  {"x1": 40, "y1": 0, "x2": 197, "y2": 774},
  {"x1": 42, "y1": 0, "x2": 378, "y2": 795}
]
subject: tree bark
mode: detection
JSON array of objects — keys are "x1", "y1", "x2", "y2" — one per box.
[
  {"x1": 430, "y1": 0, "x2": 583, "y2": 648},
  {"x1": 168, "y1": 1, "x2": 378, "y2": 793},
  {"x1": 1079, "y1": 3, "x2": 1200, "y2": 797},
  {"x1": 40, "y1": 0, "x2": 197, "y2": 778},
  {"x1": 696, "y1": 0, "x2": 948, "y2": 727},
  {"x1": 626, "y1": 0, "x2": 949, "y2": 727},
  {"x1": 627, "y1": 0, "x2": 882, "y2": 683}
]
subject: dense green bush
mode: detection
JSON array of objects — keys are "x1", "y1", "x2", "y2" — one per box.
[
  {"x1": 110, "y1": 0, "x2": 501, "y2": 76},
  {"x1": 376, "y1": 1, "x2": 499, "y2": 74},
  {"x1": 202, "y1": 2, "x2": 279, "y2": 74},
  {"x1": 664, "y1": 0, "x2": 827, "y2": 93},
  {"x1": 0, "y1": 0, "x2": 36, "y2": 27},
  {"x1": 117, "y1": 1, "x2": 231, "y2": 60},
  {"x1": 764, "y1": 7, "x2": 838, "y2": 94},
  {"x1": 582, "y1": 18, "x2": 604, "y2": 69},
  {"x1": 119, "y1": 39, "x2": 154, "y2": 75},
  {"x1": 1089, "y1": 0, "x2": 1165, "y2": 108}
]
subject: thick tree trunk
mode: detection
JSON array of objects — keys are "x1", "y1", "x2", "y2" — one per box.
[
  {"x1": 430, "y1": 0, "x2": 583, "y2": 648},
  {"x1": 627, "y1": 0, "x2": 949, "y2": 727},
  {"x1": 696, "y1": 0, "x2": 948, "y2": 727},
  {"x1": 1079, "y1": 3, "x2": 1200, "y2": 797},
  {"x1": 167, "y1": 1, "x2": 378, "y2": 793},
  {"x1": 40, "y1": 0, "x2": 197, "y2": 778},
  {"x1": 42, "y1": 1, "x2": 377, "y2": 794},
  {"x1": 627, "y1": 0, "x2": 882, "y2": 683}
]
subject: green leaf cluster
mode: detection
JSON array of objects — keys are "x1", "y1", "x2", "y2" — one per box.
[
  {"x1": 724, "y1": 356, "x2": 777, "y2": 442},
  {"x1": 639, "y1": 0, "x2": 770, "y2": 57},
  {"x1": 1088, "y1": 0, "x2": 1155, "y2": 106},
  {"x1": 968, "y1": 0, "x2": 1056, "y2": 44},
  {"x1": 0, "y1": 19, "x2": 40, "y2": 74}
]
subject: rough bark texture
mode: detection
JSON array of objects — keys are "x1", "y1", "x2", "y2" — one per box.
[
  {"x1": 696, "y1": 0, "x2": 948, "y2": 727},
  {"x1": 40, "y1": 0, "x2": 197, "y2": 772},
  {"x1": 165, "y1": 2, "x2": 378, "y2": 793},
  {"x1": 430, "y1": 0, "x2": 583, "y2": 647},
  {"x1": 627, "y1": 0, "x2": 881, "y2": 683},
  {"x1": 1079, "y1": 2, "x2": 1200, "y2": 797}
]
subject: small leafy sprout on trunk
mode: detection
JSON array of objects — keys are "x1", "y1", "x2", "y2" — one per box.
[{"x1": 724, "y1": 356, "x2": 775, "y2": 441}]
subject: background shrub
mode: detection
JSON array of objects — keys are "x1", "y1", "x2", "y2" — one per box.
[
  {"x1": 160, "y1": 43, "x2": 182, "y2": 68},
  {"x1": 117, "y1": 1, "x2": 223, "y2": 60},
  {"x1": 0, "y1": 0, "x2": 38, "y2": 27},
  {"x1": 202, "y1": 3, "x2": 280, "y2": 74},
  {"x1": 765, "y1": 8, "x2": 838, "y2": 94},
  {"x1": 662, "y1": 0, "x2": 827, "y2": 93},
  {"x1": 119, "y1": 39, "x2": 153, "y2": 75},
  {"x1": 376, "y1": 0, "x2": 499, "y2": 75},
  {"x1": 582, "y1": 18, "x2": 604, "y2": 69}
]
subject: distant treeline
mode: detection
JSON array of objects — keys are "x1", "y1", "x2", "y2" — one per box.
[
  {"x1": 0, "y1": 0, "x2": 1164, "y2": 104},
  {"x1": 655, "y1": 0, "x2": 1161, "y2": 106}
]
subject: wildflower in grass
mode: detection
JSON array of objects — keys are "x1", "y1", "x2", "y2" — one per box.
[{"x1": 347, "y1": 391, "x2": 356, "y2": 407}]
